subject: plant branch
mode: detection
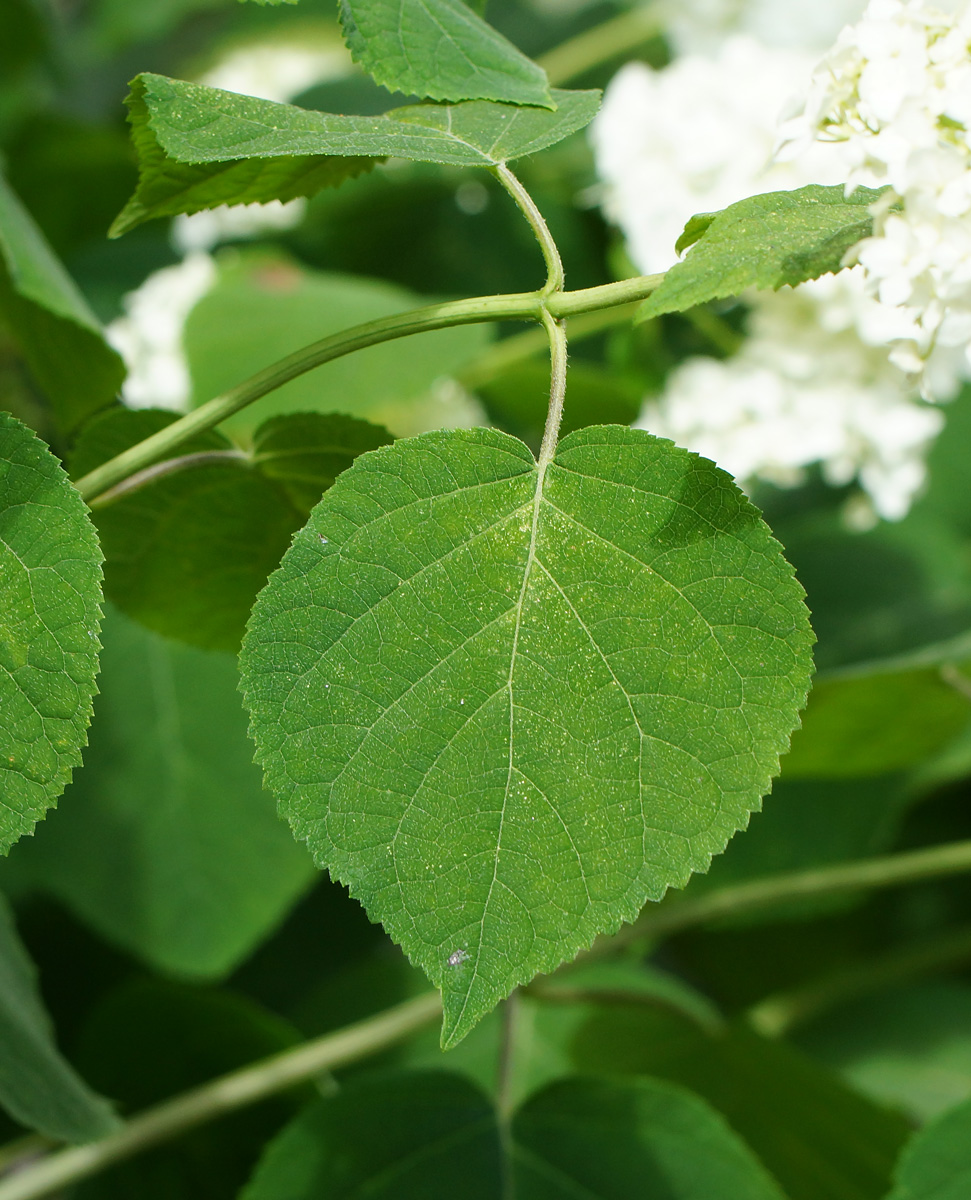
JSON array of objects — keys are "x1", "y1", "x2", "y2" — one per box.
[
  {"x1": 538, "y1": 308, "x2": 569, "y2": 467},
  {"x1": 0, "y1": 992, "x2": 442, "y2": 1200},
  {"x1": 456, "y1": 301, "x2": 640, "y2": 391},
  {"x1": 494, "y1": 165, "x2": 565, "y2": 294},
  {"x1": 603, "y1": 839, "x2": 971, "y2": 948},
  {"x1": 747, "y1": 923, "x2": 971, "y2": 1039},
  {"x1": 87, "y1": 449, "x2": 248, "y2": 509},
  {"x1": 73, "y1": 276, "x2": 664, "y2": 505},
  {"x1": 538, "y1": 5, "x2": 663, "y2": 85}
]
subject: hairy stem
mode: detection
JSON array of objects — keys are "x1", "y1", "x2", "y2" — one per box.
[
  {"x1": 621, "y1": 839, "x2": 971, "y2": 945},
  {"x1": 456, "y1": 301, "x2": 641, "y2": 391},
  {"x1": 538, "y1": 308, "x2": 569, "y2": 467},
  {"x1": 73, "y1": 276, "x2": 663, "y2": 505},
  {"x1": 494, "y1": 165, "x2": 565, "y2": 294},
  {"x1": 0, "y1": 993, "x2": 441, "y2": 1200}
]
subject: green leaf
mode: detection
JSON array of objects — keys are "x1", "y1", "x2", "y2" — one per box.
[
  {"x1": 0, "y1": 175, "x2": 124, "y2": 431},
  {"x1": 796, "y1": 982, "x2": 971, "y2": 1125},
  {"x1": 3, "y1": 606, "x2": 316, "y2": 978},
  {"x1": 240, "y1": 425, "x2": 814, "y2": 1046},
  {"x1": 572, "y1": 1003, "x2": 909, "y2": 1200},
  {"x1": 184, "y1": 255, "x2": 489, "y2": 441},
  {"x1": 513, "y1": 1075, "x2": 787, "y2": 1199},
  {"x1": 240, "y1": 1071, "x2": 787, "y2": 1199},
  {"x1": 887, "y1": 1091, "x2": 971, "y2": 1200},
  {"x1": 71, "y1": 408, "x2": 392, "y2": 652},
  {"x1": 784, "y1": 635, "x2": 971, "y2": 778},
  {"x1": 111, "y1": 74, "x2": 599, "y2": 235},
  {"x1": 339, "y1": 0, "x2": 552, "y2": 108},
  {"x1": 0, "y1": 892, "x2": 119, "y2": 1142},
  {"x1": 0, "y1": 411, "x2": 103, "y2": 853},
  {"x1": 637, "y1": 184, "x2": 887, "y2": 322}
]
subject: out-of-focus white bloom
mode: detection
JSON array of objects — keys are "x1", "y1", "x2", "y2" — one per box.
[
  {"x1": 172, "y1": 35, "x2": 352, "y2": 252},
  {"x1": 591, "y1": 38, "x2": 855, "y2": 274},
  {"x1": 106, "y1": 253, "x2": 217, "y2": 412},
  {"x1": 172, "y1": 200, "x2": 308, "y2": 255},
  {"x1": 787, "y1": 0, "x2": 971, "y2": 397},
  {"x1": 660, "y1": 0, "x2": 868, "y2": 54},
  {"x1": 199, "y1": 38, "x2": 350, "y2": 104},
  {"x1": 639, "y1": 270, "x2": 945, "y2": 518}
]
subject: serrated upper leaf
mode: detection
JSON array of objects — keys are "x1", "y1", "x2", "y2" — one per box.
[
  {"x1": 0, "y1": 893, "x2": 119, "y2": 1142},
  {"x1": 0, "y1": 412, "x2": 103, "y2": 853},
  {"x1": 111, "y1": 74, "x2": 599, "y2": 235},
  {"x1": 240, "y1": 425, "x2": 813, "y2": 1046},
  {"x1": 0, "y1": 175, "x2": 124, "y2": 431},
  {"x1": 339, "y1": 0, "x2": 553, "y2": 108},
  {"x1": 638, "y1": 184, "x2": 887, "y2": 322}
]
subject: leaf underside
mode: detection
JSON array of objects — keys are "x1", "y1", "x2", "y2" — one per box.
[
  {"x1": 111, "y1": 74, "x2": 600, "y2": 235},
  {"x1": 241, "y1": 425, "x2": 814, "y2": 1046},
  {"x1": 0, "y1": 411, "x2": 104, "y2": 853},
  {"x1": 638, "y1": 184, "x2": 887, "y2": 322},
  {"x1": 339, "y1": 0, "x2": 553, "y2": 108}
]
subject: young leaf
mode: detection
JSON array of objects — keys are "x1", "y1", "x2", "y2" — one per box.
[
  {"x1": 240, "y1": 425, "x2": 814, "y2": 1046},
  {"x1": 71, "y1": 408, "x2": 392, "y2": 652},
  {"x1": 111, "y1": 75, "x2": 599, "y2": 235},
  {"x1": 0, "y1": 893, "x2": 119, "y2": 1142},
  {"x1": 0, "y1": 411, "x2": 103, "y2": 853},
  {"x1": 0, "y1": 175, "x2": 124, "y2": 431},
  {"x1": 886, "y1": 1091, "x2": 971, "y2": 1200},
  {"x1": 4, "y1": 607, "x2": 316, "y2": 978},
  {"x1": 339, "y1": 0, "x2": 553, "y2": 108},
  {"x1": 637, "y1": 184, "x2": 887, "y2": 322},
  {"x1": 241, "y1": 1070, "x2": 787, "y2": 1198}
]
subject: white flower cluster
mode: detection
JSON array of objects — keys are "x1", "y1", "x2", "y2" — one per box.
[
  {"x1": 639, "y1": 270, "x2": 945, "y2": 519},
  {"x1": 106, "y1": 253, "x2": 216, "y2": 411},
  {"x1": 592, "y1": 7, "x2": 969, "y2": 518},
  {"x1": 591, "y1": 37, "x2": 853, "y2": 274},
  {"x1": 788, "y1": 0, "x2": 971, "y2": 399},
  {"x1": 659, "y1": 0, "x2": 868, "y2": 55}
]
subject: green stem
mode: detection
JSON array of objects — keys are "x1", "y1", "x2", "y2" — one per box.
[
  {"x1": 0, "y1": 993, "x2": 442, "y2": 1200},
  {"x1": 456, "y1": 301, "x2": 641, "y2": 392},
  {"x1": 494, "y1": 164, "x2": 565, "y2": 294},
  {"x1": 73, "y1": 275, "x2": 663, "y2": 506},
  {"x1": 88, "y1": 449, "x2": 248, "y2": 509},
  {"x1": 747, "y1": 924, "x2": 971, "y2": 1039},
  {"x1": 613, "y1": 839, "x2": 971, "y2": 946},
  {"x1": 538, "y1": 308, "x2": 569, "y2": 467},
  {"x1": 538, "y1": 5, "x2": 663, "y2": 85}
]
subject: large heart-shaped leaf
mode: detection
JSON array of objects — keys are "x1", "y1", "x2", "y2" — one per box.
[
  {"x1": 0, "y1": 411, "x2": 103, "y2": 853},
  {"x1": 111, "y1": 75, "x2": 600, "y2": 235},
  {"x1": 241, "y1": 425, "x2": 813, "y2": 1045}
]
